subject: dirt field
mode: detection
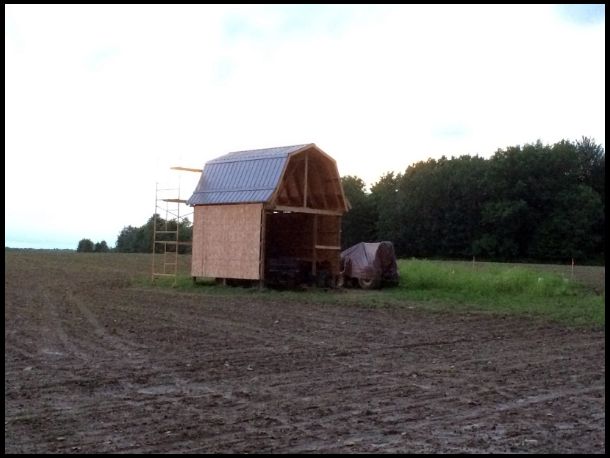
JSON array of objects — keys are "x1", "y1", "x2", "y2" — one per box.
[{"x1": 5, "y1": 251, "x2": 605, "y2": 453}]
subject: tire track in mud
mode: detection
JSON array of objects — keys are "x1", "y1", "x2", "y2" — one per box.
[
  {"x1": 5, "y1": 254, "x2": 605, "y2": 453},
  {"x1": 40, "y1": 338, "x2": 599, "y2": 454},
  {"x1": 6, "y1": 280, "x2": 215, "y2": 453}
]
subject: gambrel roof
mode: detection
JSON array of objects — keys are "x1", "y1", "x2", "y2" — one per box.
[
  {"x1": 187, "y1": 144, "x2": 308, "y2": 206},
  {"x1": 187, "y1": 143, "x2": 348, "y2": 212}
]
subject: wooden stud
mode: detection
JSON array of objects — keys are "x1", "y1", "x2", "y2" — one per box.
[
  {"x1": 259, "y1": 208, "x2": 267, "y2": 282},
  {"x1": 289, "y1": 161, "x2": 303, "y2": 205},
  {"x1": 272, "y1": 205, "x2": 343, "y2": 216},
  {"x1": 170, "y1": 166, "x2": 202, "y2": 173},
  {"x1": 304, "y1": 152, "x2": 308, "y2": 207},
  {"x1": 312, "y1": 214, "x2": 318, "y2": 276}
]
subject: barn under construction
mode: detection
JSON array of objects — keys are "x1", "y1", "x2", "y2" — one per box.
[{"x1": 186, "y1": 144, "x2": 350, "y2": 286}]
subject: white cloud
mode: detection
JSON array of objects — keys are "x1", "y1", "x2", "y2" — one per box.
[{"x1": 5, "y1": 4, "x2": 605, "y2": 248}]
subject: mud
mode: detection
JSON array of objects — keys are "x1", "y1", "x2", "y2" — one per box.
[{"x1": 4, "y1": 251, "x2": 605, "y2": 453}]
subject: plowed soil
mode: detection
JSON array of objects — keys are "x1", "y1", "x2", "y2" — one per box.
[{"x1": 5, "y1": 251, "x2": 605, "y2": 453}]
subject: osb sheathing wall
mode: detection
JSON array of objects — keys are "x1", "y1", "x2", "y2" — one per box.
[{"x1": 192, "y1": 203, "x2": 263, "y2": 280}]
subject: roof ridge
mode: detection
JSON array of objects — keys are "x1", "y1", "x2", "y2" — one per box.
[
  {"x1": 225, "y1": 143, "x2": 312, "y2": 155},
  {"x1": 207, "y1": 144, "x2": 313, "y2": 164}
]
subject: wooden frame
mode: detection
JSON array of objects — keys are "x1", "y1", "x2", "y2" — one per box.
[
  {"x1": 191, "y1": 144, "x2": 347, "y2": 283},
  {"x1": 269, "y1": 147, "x2": 349, "y2": 213}
]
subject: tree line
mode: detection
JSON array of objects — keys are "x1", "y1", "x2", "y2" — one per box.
[
  {"x1": 114, "y1": 214, "x2": 193, "y2": 254},
  {"x1": 76, "y1": 239, "x2": 110, "y2": 252},
  {"x1": 77, "y1": 215, "x2": 192, "y2": 253},
  {"x1": 80, "y1": 137, "x2": 604, "y2": 264},
  {"x1": 341, "y1": 137, "x2": 605, "y2": 264}
]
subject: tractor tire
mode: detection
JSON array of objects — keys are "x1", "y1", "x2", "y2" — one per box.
[
  {"x1": 358, "y1": 275, "x2": 381, "y2": 289},
  {"x1": 336, "y1": 274, "x2": 345, "y2": 288}
]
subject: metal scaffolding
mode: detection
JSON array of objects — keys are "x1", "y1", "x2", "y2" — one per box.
[{"x1": 151, "y1": 167, "x2": 201, "y2": 285}]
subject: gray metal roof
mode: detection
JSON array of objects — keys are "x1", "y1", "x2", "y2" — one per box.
[{"x1": 187, "y1": 144, "x2": 312, "y2": 206}]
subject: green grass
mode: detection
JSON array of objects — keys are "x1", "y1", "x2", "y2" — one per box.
[
  {"x1": 140, "y1": 258, "x2": 604, "y2": 327},
  {"x1": 389, "y1": 259, "x2": 604, "y2": 327},
  {"x1": 401, "y1": 259, "x2": 584, "y2": 297}
]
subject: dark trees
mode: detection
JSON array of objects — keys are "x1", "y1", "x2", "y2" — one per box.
[{"x1": 343, "y1": 137, "x2": 604, "y2": 263}]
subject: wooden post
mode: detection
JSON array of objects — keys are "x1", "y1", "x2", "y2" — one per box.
[
  {"x1": 259, "y1": 208, "x2": 266, "y2": 284},
  {"x1": 312, "y1": 214, "x2": 317, "y2": 276},
  {"x1": 303, "y1": 152, "x2": 308, "y2": 208}
]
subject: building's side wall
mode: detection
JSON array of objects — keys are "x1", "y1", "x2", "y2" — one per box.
[
  {"x1": 191, "y1": 203, "x2": 263, "y2": 280},
  {"x1": 191, "y1": 205, "x2": 206, "y2": 277}
]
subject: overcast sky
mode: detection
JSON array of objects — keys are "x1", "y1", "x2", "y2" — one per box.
[{"x1": 5, "y1": 4, "x2": 605, "y2": 249}]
